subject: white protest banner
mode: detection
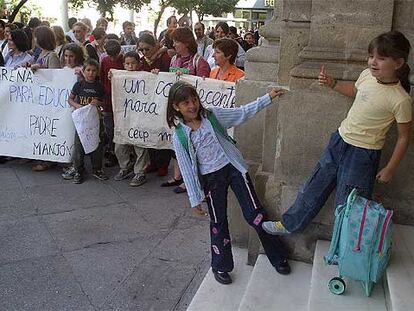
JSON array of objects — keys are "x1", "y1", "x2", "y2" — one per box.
[
  {"x1": 111, "y1": 71, "x2": 237, "y2": 149},
  {"x1": 72, "y1": 105, "x2": 100, "y2": 154},
  {"x1": 0, "y1": 67, "x2": 77, "y2": 162},
  {"x1": 121, "y1": 45, "x2": 137, "y2": 54}
]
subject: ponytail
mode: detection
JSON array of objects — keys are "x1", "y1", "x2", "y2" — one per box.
[{"x1": 398, "y1": 63, "x2": 411, "y2": 93}]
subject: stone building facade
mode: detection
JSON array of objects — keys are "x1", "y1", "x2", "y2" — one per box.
[{"x1": 230, "y1": 0, "x2": 414, "y2": 262}]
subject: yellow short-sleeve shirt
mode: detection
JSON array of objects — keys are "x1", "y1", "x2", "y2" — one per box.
[{"x1": 338, "y1": 68, "x2": 412, "y2": 150}]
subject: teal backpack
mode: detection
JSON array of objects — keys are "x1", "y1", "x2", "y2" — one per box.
[
  {"x1": 324, "y1": 188, "x2": 393, "y2": 296},
  {"x1": 175, "y1": 111, "x2": 235, "y2": 153}
]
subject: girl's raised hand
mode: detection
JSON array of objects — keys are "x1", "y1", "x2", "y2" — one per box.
[
  {"x1": 318, "y1": 65, "x2": 335, "y2": 87},
  {"x1": 108, "y1": 69, "x2": 113, "y2": 80},
  {"x1": 269, "y1": 88, "x2": 286, "y2": 99}
]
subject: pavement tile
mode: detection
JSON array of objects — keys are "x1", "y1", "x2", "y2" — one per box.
[
  {"x1": 42, "y1": 203, "x2": 155, "y2": 252},
  {"x1": 151, "y1": 224, "x2": 210, "y2": 265},
  {"x1": 101, "y1": 258, "x2": 200, "y2": 311},
  {"x1": 12, "y1": 162, "x2": 68, "y2": 187},
  {"x1": 64, "y1": 233, "x2": 165, "y2": 308},
  {"x1": 0, "y1": 217, "x2": 58, "y2": 265},
  {"x1": 0, "y1": 255, "x2": 94, "y2": 311},
  {"x1": 0, "y1": 167, "x2": 22, "y2": 190},
  {"x1": 0, "y1": 187, "x2": 36, "y2": 222},
  {"x1": 28, "y1": 181, "x2": 125, "y2": 214}
]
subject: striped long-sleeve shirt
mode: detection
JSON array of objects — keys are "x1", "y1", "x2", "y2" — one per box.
[{"x1": 173, "y1": 93, "x2": 275, "y2": 208}]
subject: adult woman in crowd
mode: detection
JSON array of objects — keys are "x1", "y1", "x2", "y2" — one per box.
[
  {"x1": 4, "y1": 29, "x2": 32, "y2": 68},
  {"x1": 52, "y1": 25, "x2": 67, "y2": 59},
  {"x1": 161, "y1": 27, "x2": 211, "y2": 193},
  {"x1": 2, "y1": 23, "x2": 17, "y2": 58},
  {"x1": 96, "y1": 17, "x2": 109, "y2": 31},
  {"x1": 169, "y1": 27, "x2": 210, "y2": 77},
  {"x1": 86, "y1": 28, "x2": 106, "y2": 62},
  {"x1": 30, "y1": 26, "x2": 61, "y2": 171},
  {"x1": 136, "y1": 33, "x2": 172, "y2": 177},
  {"x1": 30, "y1": 26, "x2": 61, "y2": 70},
  {"x1": 209, "y1": 38, "x2": 245, "y2": 82}
]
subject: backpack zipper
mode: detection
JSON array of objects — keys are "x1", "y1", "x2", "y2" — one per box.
[
  {"x1": 353, "y1": 200, "x2": 370, "y2": 252},
  {"x1": 377, "y1": 210, "x2": 393, "y2": 255}
]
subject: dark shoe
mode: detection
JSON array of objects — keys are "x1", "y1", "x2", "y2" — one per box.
[
  {"x1": 213, "y1": 271, "x2": 232, "y2": 285},
  {"x1": 92, "y1": 170, "x2": 109, "y2": 181},
  {"x1": 161, "y1": 178, "x2": 183, "y2": 187},
  {"x1": 114, "y1": 168, "x2": 133, "y2": 181},
  {"x1": 129, "y1": 174, "x2": 146, "y2": 187},
  {"x1": 73, "y1": 172, "x2": 84, "y2": 184},
  {"x1": 275, "y1": 259, "x2": 291, "y2": 275},
  {"x1": 173, "y1": 184, "x2": 187, "y2": 194},
  {"x1": 62, "y1": 166, "x2": 76, "y2": 180}
]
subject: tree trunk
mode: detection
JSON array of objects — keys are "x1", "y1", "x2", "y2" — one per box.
[
  {"x1": 8, "y1": 0, "x2": 29, "y2": 22},
  {"x1": 153, "y1": 4, "x2": 167, "y2": 38}
]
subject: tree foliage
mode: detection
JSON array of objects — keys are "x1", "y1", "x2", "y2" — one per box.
[
  {"x1": 173, "y1": 0, "x2": 239, "y2": 21},
  {"x1": 1, "y1": 0, "x2": 41, "y2": 23},
  {"x1": 69, "y1": 0, "x2": 150, "y2": 20}
]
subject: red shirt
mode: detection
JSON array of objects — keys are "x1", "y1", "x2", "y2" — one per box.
[
  {"x1": 139, "y1": 51, "x2": 171, "y2": 72},
  {"x1": 100, "y1": 54, "x2": 124, "y2": 112}
]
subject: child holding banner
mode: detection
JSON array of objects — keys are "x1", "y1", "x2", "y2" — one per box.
[
  {"x1": 167, "y1": 81, "x2": 290, "y2": 285},
  {"x1": 112, "y1": 51, "x2": 149, "y2": 186},
  {"x1": 68, "y1": 59, "x2": 108, "y2": 184}
]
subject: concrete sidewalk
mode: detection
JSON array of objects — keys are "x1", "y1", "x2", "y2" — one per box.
[{"x1": 0, "y1": 160, "x2": 211, "y2": 311}]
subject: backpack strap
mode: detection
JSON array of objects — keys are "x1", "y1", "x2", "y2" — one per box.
[
  {"x1": 175, "y1": 112, "x2": 235, "y2": 156},
  {"x1": 207, "y1": 111, "x2": 236, "y2": 145},
  {"x1": 175, "y1": 123, "x2": 189, "y2": 153}
]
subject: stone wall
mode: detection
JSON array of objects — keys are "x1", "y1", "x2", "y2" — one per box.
[{"x1": 231, "y1": 0, "x2": 414, "y2": 263}]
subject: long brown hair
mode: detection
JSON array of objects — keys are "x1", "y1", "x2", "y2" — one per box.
[
  {"x1": 368, "y1": 31, "x2": 411, "y2": 92},
  {"x1": 170, "y1": 27, "x2": 198, "y2": 55},
  {"x1": 166, "y1": 81, "x2": 207, "y2": 128}
]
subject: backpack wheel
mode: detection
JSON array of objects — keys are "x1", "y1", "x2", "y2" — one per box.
[{"x1": 328, "y1": 277, "x2": 346, "y2": 295}]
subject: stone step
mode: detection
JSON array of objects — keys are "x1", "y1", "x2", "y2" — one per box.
[
  {"x1": 187, "y1": 247, "x2": 253, "y2": 311},
  {"x1": 386, "y1": 224, "x2": 414, "y2": 311},
  {"x1": 308, "y1": 240, "x2": 387, "y2": 311},
  {"x1": 238, "y1": 254, "x2": 312, "y2": 311}
]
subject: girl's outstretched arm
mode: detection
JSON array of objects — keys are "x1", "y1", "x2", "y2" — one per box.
[
  {"x1": 318, "y1": 67, "x2": 356, "y2": 98},
  {"x1": 376, "y1": 121, "x2": 412, "y2": 183},
  {"x1": 212, "y1": 88, "x2": 286, "y2": 129}
]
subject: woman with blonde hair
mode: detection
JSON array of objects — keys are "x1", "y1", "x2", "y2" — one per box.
[{"x1": 52, "y1": 25, "x2": 67, "y2": 59}]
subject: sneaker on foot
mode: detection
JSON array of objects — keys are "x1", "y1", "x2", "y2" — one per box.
[
  {"x1": 73, "y1": 171, "x2": 84, "y2": 184},
  {"x1": 129, "y1": 174, "x2": 146, "y2": 187},
  {"x1": 114, "y1": 168, "x2": 133, "y2": 181},
  {"x1": 92, "y1": 170, "x2": 109, "y2": 181},
  {"x1": 262, "y1": 221, "x2": 291, "y2": 235},
  {"x1": 62, "y1": 166, "x2": 76, "y2": 180}
]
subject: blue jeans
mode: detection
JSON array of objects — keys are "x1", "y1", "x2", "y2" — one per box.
[
  {"x1": 282, "y1": 131, "x2": 381, "y2": 232},
  {"x1": 202, "y1": 164, "x2": 287, "y2": 272}
]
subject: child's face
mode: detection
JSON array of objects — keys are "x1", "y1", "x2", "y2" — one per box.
[
  {"x1": 84, "y1": 64, "x2": 98, "y2": 82},
  {"x1": 173, "y1": 96, "x2": 200, "y2": 122},
  {"x1": 124, "y1": 57, "x2": 140, "y2": 71},
  {"x1": 368, "y1": 49, "x2": 404, "y2": 81},
  {"x1": 64, "y1": 50, "x2": 76, "y2": 68}
]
